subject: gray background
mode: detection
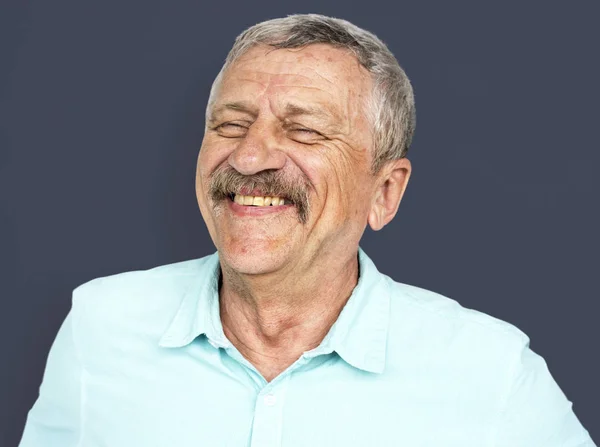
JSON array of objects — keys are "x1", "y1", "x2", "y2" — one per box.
[{"x1": 1, "y1": 0, "x2": 598, "y2": 445}]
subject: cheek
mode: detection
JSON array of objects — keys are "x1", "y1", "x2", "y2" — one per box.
[
  {"x1": 326, "y1": 159, "x2": 374, "y2": 223},
  {"x1": 292, "y1": 142, "x2": 361, "y2": 185},
  {"x1": 323, "y1": 147, "x2": 369, "y2": 193},
  {"x1": 294, "y1": 148, "x2": 371, "y2": 221},
  {"x1": 197, "y1": 139, "x2": 233, "y2": 184}
]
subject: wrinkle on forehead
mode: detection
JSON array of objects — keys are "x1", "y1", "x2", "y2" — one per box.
[
  {"x1": 226, "y1": 65, "x2": 339, "y2": 92},
  {"x1": 231, "y1": 74, "x2": 335, "y2": 91},
  {"x1": 229, "y1": 44, "x2": 369, "y2": 89}
]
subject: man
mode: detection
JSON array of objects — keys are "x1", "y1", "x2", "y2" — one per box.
[{"x1": 19, "y1": 13, "x2": 595, "y2": 447}]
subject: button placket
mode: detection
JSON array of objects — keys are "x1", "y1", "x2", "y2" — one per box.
[
  {"x1": 250, "y1": 374, "x2": 292, "y2": 447},
  {"x1": 263, "y1": 393, "x2": 277, "y2": 406}
]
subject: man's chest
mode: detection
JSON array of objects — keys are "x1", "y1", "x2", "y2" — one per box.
[{"x1": 79, "y1": 348, "x2": 498, "y2": 447}]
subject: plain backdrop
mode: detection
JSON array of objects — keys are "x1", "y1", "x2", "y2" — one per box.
[{"x1": 1, "y1": 0, "x2": 598, "y2": 445}]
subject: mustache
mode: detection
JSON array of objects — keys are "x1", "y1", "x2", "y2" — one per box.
[{"x1": 208, "y1": 167, "x2": 311, "y2": 224}]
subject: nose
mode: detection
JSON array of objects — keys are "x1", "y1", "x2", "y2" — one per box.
[{"x1": 227, "y1": 122, "x2": 286, "y2": 175}]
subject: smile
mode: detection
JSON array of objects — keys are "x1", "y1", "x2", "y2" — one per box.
[{"x1": 230, "y1": 194, "x2": 286, "y2": 207}]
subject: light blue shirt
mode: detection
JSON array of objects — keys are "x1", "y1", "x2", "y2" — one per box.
[{"x1": 20, "y1": 249, "x2": 595, "y2": 447}]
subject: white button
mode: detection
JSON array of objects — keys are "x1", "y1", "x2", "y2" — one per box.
[{"x1": 263, "y1": 393, "x2": 277, "y2": 406}]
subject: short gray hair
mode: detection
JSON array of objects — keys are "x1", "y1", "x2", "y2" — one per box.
[{"x1": 207, "y1": 14, "x2": 416, "y2": 172}]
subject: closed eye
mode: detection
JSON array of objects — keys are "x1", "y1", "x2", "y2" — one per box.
[
  {"x1": 288, "y1": 127, "x2": 327, "y2": 144},
  {"x1": 212, "y1": 122, "x2": 249, "y2": 138},
  {"x1": 216, "y1": 123, "x2": 247, "y2": 130}
]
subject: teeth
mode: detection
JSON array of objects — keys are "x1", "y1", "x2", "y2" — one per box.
[{"x1": 233, "y1": 194, "x2": 286, "y2": 207}]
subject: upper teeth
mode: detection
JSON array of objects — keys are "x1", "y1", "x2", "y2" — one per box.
[{"x1": 234, "y1": 194, "x2": 285, "y2": 206}]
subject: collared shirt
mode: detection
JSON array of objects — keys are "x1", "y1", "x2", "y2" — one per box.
[{"x1": 19, "y1": 248, "x2": 595, "y2": 447}]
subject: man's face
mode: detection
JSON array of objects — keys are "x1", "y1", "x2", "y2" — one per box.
[{"x1": 196, "y1": 43, "x2": 379, "y2": 276}]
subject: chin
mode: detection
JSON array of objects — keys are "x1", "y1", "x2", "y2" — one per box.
[{"x1": 217, "y1": 238, "x2": 292, "y2": 276}]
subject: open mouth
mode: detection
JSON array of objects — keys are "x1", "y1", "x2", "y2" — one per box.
[{"x1": 228, "y1": 193, "x2": 288, "y2": 207}]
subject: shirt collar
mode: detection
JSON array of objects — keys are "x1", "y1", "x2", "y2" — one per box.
[
  {"x1": 158, "y1": 247, "x2": 391, "y2": 374},
  {"x1": 303, "y1": 248, "x2": 391, "y2": 373},
  {"x1": 158, "y1": 252, "x2": 227, "y2": 348}
]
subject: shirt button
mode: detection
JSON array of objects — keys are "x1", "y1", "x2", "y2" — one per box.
[{"x1": 263, "y1": 393, "x2": 277, "y2": 406}]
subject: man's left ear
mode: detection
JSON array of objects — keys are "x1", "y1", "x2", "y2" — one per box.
[{"x1": 367, "y1": 158, "x2": 412, "y2": 231}]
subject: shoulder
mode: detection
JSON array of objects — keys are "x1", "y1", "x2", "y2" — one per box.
[
  {"x1": 73, "y1": 255, "x2": 211, "y2": 308},
  {"x1": 69, "y1": 253, "x2": 217, "y2": 340},
  {"x1": 387, "y1": 275, "x2": 527, "y2": 340},
  {"x1": 73, "y1": 255, "x2": 210, "y2": 296},
  {"x1": 382, "y1": 274, "x2": 530, "y2": 371}
]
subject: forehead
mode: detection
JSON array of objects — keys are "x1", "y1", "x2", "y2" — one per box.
[{"x1": 213, "y1": 44, "x2": 372, "y2": 118}]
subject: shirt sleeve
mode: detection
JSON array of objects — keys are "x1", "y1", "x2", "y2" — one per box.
[
  {"x1": 493, "y1": 340, "x2": 596, "y2": 447},
  {"x1": 18, "y1": 307, "x2": 83, "y2": 447}
]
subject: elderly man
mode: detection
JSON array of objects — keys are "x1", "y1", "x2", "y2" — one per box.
[{"x1": 19, "y1": 14, "x2": 595, "y2": 447}]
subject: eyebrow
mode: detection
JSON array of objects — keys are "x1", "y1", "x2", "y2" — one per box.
[
  {"x1": 208, "y1": 101, "x2": 341, "y2": 132},
  {"x1": 283, "y1": 103, "x2": 338, "y2": 122},
  {"x1": 208, "y1": 101, "x2": 258, "y2": 122}
]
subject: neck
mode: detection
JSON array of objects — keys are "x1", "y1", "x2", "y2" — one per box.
[{"x1": 219, "y1": 251, "x2": 359, "y2": 381}]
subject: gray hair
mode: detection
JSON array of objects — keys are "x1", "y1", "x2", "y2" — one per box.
[{"x1": 207, "y1": 14, "x2": 416, "y2": 172}]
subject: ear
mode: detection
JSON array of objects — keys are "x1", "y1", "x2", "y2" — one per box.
[{"x1": 367, "y1": 158, "x2": 412, "y2": 231}]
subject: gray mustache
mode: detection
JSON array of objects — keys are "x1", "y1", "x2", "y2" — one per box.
[{"x1": 208, "y1": 167, "x2": 311, "y2": 224}]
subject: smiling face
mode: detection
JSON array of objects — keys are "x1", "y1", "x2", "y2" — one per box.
[{"x1": 196, "y1": 44, "x2": 389, "y2": 276}]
